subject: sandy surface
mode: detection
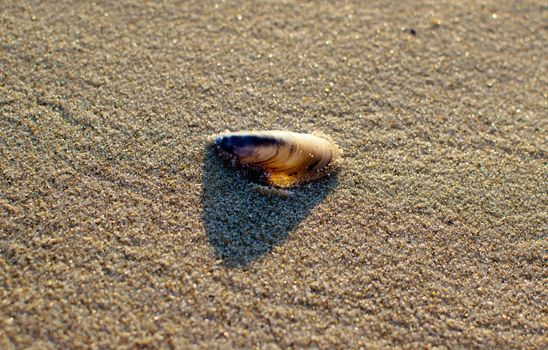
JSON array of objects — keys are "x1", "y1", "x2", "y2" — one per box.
[{"x1": 1, "y1": 1, "x2": 546, "y2": 348}]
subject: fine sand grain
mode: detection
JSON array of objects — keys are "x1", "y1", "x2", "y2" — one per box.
[{"x1": 1, "y1": 1, "x2": 546, "y2": 348}]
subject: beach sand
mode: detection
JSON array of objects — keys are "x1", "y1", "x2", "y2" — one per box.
[{"x1": 1, "y1": 1, "x2": 546, "y2": 348}]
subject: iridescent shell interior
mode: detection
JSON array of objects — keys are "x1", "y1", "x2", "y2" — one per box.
[{"x1": 214, "y1": 131, "x2": 339, "y2": 188}]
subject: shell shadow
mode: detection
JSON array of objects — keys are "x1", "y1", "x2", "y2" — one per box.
[{"x1": 202, "y1": 145, "x2": 338, "y2": 268}]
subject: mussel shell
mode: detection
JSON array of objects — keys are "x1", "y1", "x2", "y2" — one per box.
[{"x1": 214, "y1": 130, "x2": 339, "y2": 188}]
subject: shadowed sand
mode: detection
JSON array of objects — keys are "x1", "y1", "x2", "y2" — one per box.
[{"x1": 202, "y1": 145, "x2": 338, "y2": 267}]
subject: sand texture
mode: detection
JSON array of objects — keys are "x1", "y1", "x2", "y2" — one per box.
[{"x1": 1, "y1": 1, "x2": 547, "y2": 348}]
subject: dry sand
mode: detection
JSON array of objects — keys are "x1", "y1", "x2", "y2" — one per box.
[{"x1": 1, "y1": 1, "x2": 546, "y2": 348}]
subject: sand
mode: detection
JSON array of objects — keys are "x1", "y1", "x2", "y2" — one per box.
[{"x1": 1, "y1": 1, "x2": 546, "y2": 348}]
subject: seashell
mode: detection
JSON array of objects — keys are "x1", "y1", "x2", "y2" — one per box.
[{"x1": 213, "y1": 130, "x2": 339, "y2": 188}]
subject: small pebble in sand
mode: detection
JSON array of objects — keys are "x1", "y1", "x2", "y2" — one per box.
[{"x1": 213, "y1": 130, "x2": 340, "y2": 188}]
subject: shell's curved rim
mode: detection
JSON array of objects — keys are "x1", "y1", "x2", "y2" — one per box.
[{"x1": 212, "y1": 129, "x2": 341, "y2": 154}]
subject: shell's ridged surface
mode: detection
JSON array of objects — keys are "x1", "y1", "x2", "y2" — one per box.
[{"x1": 214, "y1": 130, "x2": 339, "y2": 188}]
